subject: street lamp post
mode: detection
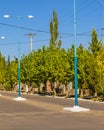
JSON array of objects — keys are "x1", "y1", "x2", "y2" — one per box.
[
  {"x1": 17, "y1": 16, "x2": 21, "y2": 98},
  {"x1": 0, "y1": 36, "x2": 5, "y2": 96},
  {"x1": 4, "y1": 15, "x2": 33, "y2": 100},
  {"x1": 98, "y1": 0, "x2": 104, "y2": 101},
  {"x1": 74, "y1": 0, "x2": 78, "y2": 106},
  {"x1": 63, "y1": 0, "x2": 90, "y2": 112}
]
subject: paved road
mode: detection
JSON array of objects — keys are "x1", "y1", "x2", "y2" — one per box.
[{"x1": 0, "y1": 91, "x2": 104, "y2": 130}]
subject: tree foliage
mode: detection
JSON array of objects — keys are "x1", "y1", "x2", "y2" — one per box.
[
  {"x1": 0, "y1": 52, "x2": 6, "y2": 86},
  {"x1": 0, "y1": 12, "x2": 103, "y2": 96},
  {"x1": 89, "y1": 28, "x2": 102, "y2": 56},
  {"x1": 50, "y1": 11, "x2": 62, "y2": 48}
]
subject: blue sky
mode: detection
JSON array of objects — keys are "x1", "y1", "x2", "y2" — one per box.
[{"x1": 0, "y1": 0, "x2": 103, "y2": 59}]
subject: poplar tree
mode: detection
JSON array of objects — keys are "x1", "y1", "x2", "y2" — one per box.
[{"x1": 49, "y1": 11, "x2": 61, "y2": 48}]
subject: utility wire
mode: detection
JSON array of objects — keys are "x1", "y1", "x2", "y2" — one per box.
[
  {"x1": 0, "y1": 22, "x2": 50, "y2": 34},
  {"x1": 0, "y1": 22, "x2": 102, "y2": 36},
  {"x1": 0, "y1": 32, "x2": 103, "y2": 46}
]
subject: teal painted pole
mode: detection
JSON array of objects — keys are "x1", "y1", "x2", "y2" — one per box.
[
  {"x1": 3, "y1": 15, "x2": 33, "y2": 98},
  {"x1": 17, "y1": 17, "x2": 21, "y2": 97},
  {"x1": 74, "y1": 0, "x2": 78, "y2": 106}
]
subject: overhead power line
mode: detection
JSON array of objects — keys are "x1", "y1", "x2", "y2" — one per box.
[
  {"x1": 0, "y1": 33, "x2": 103, "y2": 46},
  {"x1": 0, "y1": 22, "x2": 102, "y2": 36},
  {"x1": 0, "y1": 22, "x2": 50, "y2": 33}
]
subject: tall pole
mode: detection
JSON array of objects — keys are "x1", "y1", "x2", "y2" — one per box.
[
  {"x1": 98, "y1": 0, "x2": 104, "y2": 100},
  {"x1": 4, "y1": 15, "x2": 22, "y2": 98},
  {"x1": 63, "y1": 0, "x2": 90, "y2": 112},
  {"x1": 17, "y1": 17, "x2": 21, "y2": 97},
  {"x1": 74, "y1": 0, "x2": 78, "y2": 106},
  {"x1": 25, "y1": 33, "x2": 36, "y2": 52},
  {"x1": 4, "y1": 14, "x2": 33, "y2": 100}
]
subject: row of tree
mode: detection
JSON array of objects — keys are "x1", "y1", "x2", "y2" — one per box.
[{"x1": 0, "y1": 11, "x2": 104, "y2": 96}]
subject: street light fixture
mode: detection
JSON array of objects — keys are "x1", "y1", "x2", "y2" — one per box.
[
  {"x1": 1, "y1": 36, "x2": 5, "y2": 39},
  {"x1": 4, "y1": 14, "x2": 33, "y2": 101},
  {"x1": 28, "y1": 15, "x2": 34, "y2": 19},
  {"x1": 3, "y1": 15, "x2": 10, "y2": 18}
]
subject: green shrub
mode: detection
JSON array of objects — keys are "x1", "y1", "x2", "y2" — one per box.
[{"x1": 4, "y1": 82, "x2": 11, "y2": 91}]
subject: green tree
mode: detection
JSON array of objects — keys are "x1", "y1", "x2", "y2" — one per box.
[
  {"x1": 89, "y1": 29, "x2": 102, "y2": 56},
  {"x1": 96, "y1": 46, "x2": 104, "y2": 94},
  {"x1": 77, "y1": 44, "x2": 87, "y2": 89},
  {"x1": 21, "y1": 46, "x2": 71, "y2": 88},
  {"x1": 4, "y1": 56, "x2": 12, "y2": 90},
  {"x1": 44, "y1": 47, "x2": 70, "y2": 84},
  {"x1": 0, "y1": 52, "x2": 6, "y2": 88},
  {"x1": 87, "y1": 29, "x2": 102, "y2": 95},
  {"x1": 49, "y1": 11, "x2": 61, "y2": 48},
  {"x1": 66, "y1": 45, "x2": 74, "y2": 82},
  {"x1": 5, "y1": 57, "x2": 18, "y2": 90}
]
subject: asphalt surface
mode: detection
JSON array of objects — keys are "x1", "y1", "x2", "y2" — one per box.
[{"x1": 0, "y1": 91, "x2": 104, "y2": 130}]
